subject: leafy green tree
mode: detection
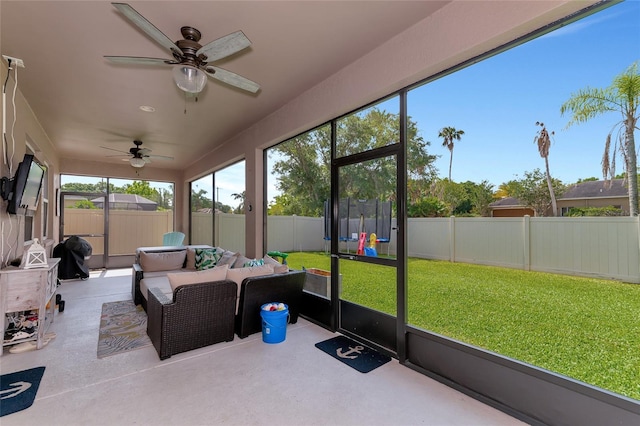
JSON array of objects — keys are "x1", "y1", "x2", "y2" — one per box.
[
  {"x1": 61, "y1": 182, "x2": 120, "y2": 193},
  {"x1": 270, "y1": 110, "x2": 437, "y2": 217},
  {"x1": 511, "y1": 169, "x2": 565, "y2": 217},
  {"x1": 61, "y1": 182, "x2": 98, "y2": 193},
  {"x1": 270, "y1": 126, "x2": 330, "y2": 217},
  {"x1": 215, "y1": 201, "x2": 232, "y2": 213},
  {"x1": 407, "y1": 197, "x2": 447, "y2": 217},
  {"x1": 494, "y1": 181, "x2": 522, "y2": 199},
  {"x1": 267, "y1": 193, "x2": 305, "y2": 216},
  {"x1": 429, "y1": 179, "x2": 466, "y2": 215},
  {"x1": 122, "y1": 180, "x2": 166, "y2": 210},
  {"x1": 407, "y1": 120, "x2": 439, "y2": 208},
  {"x1": 63, "y1": 180, "x2": 173, "y2": 210},
  {"x1": 438, "y1": 126, "x2": 465, "y2": 181},
  {"x1": 190, "y1": 188, "x2": 212, "y2": 212},
  {"x1": 156, "y1": 187, "x2": 174, "y2": 210},
  {"x1": 425, "y1": 179, "x2": 494, "y2": 217},
  {"x1": 463, "y1": 180, "x2": 495, "y2": 217},
  {"x1": 334, "y1": 110, "x2": 405, "y2": 208},
  {"x1": 72, "y1": 200, "x2": 97, "y2": 209},
  {"x1": 231, "y1": 191, "x2": 245, "y2": 214},
  {"x1": 575, "y1": 177, "x2": 599, "y2": 184},
  {"x1": 534, "y1": 122, "x2": 559, "y2": 216},
  {"x1": 123, "y1": 180, "x2": 158, "y2": 199},
  {"x1": 561, "y1": 61, "x2": 640, "y2": 216}
]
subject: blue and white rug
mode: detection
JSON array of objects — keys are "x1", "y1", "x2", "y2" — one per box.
[
  {"x1": 0, "y1": 366, "x2": 45, "y2": 417},
  {"x1": 315, "y1": 335, "x2": 391, "y2": 373}
]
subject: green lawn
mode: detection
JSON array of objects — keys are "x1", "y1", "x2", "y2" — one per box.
[{"x1": 286, "y1": 252, "x2": 640, "y2": 401}]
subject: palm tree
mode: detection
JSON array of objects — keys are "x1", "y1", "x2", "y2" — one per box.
[
  {"x1": 561, "y1": 62, "x2": 640, "y2": 216},
  {"x1": 438, "y1": 126, "x2": 465, "y2": 181},
  {"x1": 534, "y1": 122, "x2": 558, "y2": 216},
  {"x1": 231, "y1": 190, "x2": 245, "y2": 213}
]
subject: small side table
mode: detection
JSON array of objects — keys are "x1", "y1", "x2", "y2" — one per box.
[{"x1": 0, "y1": 258, "x2": 60, "y2": 356}]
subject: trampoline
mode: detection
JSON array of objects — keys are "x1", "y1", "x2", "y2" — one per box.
[{"x1": 324, "y1": 198, "x2": 392, "y2": 255}]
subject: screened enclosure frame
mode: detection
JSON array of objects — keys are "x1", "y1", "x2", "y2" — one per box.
[{"x1": 261, "y1": 1, "x2": 640, "y2": 423}]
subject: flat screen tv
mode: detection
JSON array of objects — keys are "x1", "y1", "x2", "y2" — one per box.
[{"x1": 7, "y1": 154, "x2": 45, "y2": 216}]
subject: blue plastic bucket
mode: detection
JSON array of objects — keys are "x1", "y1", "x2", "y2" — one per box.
[{"x1": 260, "y1": 303, "x2": 289, "y2": 344}]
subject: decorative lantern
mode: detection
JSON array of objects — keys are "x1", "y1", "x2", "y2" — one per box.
[{"x1": 24, "y1": 238, "x2": 48, "y2": 269}]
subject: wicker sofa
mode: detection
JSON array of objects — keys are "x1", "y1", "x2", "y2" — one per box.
[
  {"x1": 132, "y1": 245, "x2": 305, "y2": 359},
  {"x1": 147, "y1": 279, "x2": 237, "y2": 360}
]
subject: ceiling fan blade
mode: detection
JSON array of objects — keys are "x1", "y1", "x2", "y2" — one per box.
[
  {"x1": 205, "y1": 66, "x2": 260, "y2": 93},
  {"x1": 100, "y1": 146, "x2": 131, "y2": 155},
  {"x1": 143, "y1": 157, "x2": 152, "y2": 163},
  {"x1": 147, "y1": 154, "x2": 174, "y2": 160},
  {"x1": 104, "y1": 56, "x2": 174, "y2": 66},
  {"x1": 138, "y1": 148, "x2": 152, "y2": 155},
  {"x1": 112, "y1": 3, "x2": 182, "y2": 57},
  {"x1": 106, "y1": 154, "x2": 131, "y2": 158},
  {"x1": 197, "y1": 30, "x2": 251, "y2": 63}
]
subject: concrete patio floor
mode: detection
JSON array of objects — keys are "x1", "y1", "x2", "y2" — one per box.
[{"x1": 0, "y1": 268, "x2": 525, "y2": 425}]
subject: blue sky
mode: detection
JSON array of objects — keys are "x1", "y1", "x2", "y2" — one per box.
[
  {"x1": 192, "y1": 161, "x2": 245, "y2": 208},
  {"x1": 410, "y1": 0, "x2": 640, "y2": 188}
]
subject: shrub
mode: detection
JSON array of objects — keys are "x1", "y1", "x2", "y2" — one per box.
[
  {"x1": 408, "y1": 197, "x2": 447, "y2": 217},
  {"x1": 567, "y1": 206, "x2": 624, "y2": 216},
  {"x1": 73, "y1": 200, "x2": 97, "y2": 209}
]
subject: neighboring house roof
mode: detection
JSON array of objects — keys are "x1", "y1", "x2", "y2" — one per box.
[
  {"x1": 489, "y1": 180, "x2": 629, "y2": 208},
  {"x1": 560, "y1": 179, "x2": 628, "y2": 200},
  {"x1": 489, "y1": 197, "x2": 526, "y2": 208},
  {"x1": 91, "y1": 194, "x2": 157, "y2": 210}
]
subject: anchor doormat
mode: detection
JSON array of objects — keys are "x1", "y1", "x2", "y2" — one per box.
[
  {"x1": 0, "y1": 366, "x2": 45, "y2": 417},
  {"x1": 315, "y1": 335, "x2": 391, "y2": 373}
]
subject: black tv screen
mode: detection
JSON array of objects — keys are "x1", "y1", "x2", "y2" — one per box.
[{"x1": 7, "y1": 154, "x2": 45, "y2": 216}]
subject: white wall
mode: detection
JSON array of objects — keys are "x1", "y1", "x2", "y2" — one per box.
[{"x1": 0, "y1": 61, "x2": 60, "y2": 268}]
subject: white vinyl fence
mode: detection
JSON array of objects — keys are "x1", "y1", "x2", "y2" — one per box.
[
  {"x1": 63, "y1": 209, "x2": 174, "y2": 255},
  {"x1": 166, "y1": 213, "x2": 640, "y2": 283},
  {"x1": 408, "y1": 216, "x2": 640, "y2": 283},
  {"x1": 265, "y1": 215, "x2": 640, "y2": 284},
  {"x1": 191, "y1": 212, "x2": 245, "y2": 254}
]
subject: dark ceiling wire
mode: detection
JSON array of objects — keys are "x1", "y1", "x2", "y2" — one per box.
[
  {"x1": 3, "y1": 59, "x2": 13, "y2": 168},
  {"x1": 3, "y1": 59, "x2": 11, "y2": 92},
  {"x1": 1, "y1": 59, "x2": 17, "y2": 269},
  {"x1": 3, "y1": 59, "x2": 19, "y2": 174}
]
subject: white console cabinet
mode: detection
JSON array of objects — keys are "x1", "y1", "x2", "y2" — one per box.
[{"x1": 0, "y1": 258, "x2": 60, "y2": 356}]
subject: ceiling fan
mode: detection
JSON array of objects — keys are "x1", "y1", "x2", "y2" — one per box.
[
  {"x1": 104, "y1": 2, "x2": 260, "y2": 95},
  {"x1": 101, "y1": 140, "x2": 174, "y2": 168}
]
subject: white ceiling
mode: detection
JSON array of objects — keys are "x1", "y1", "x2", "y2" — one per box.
[{"x1": 1, "y1": 1, "x2": 448, "y2": 171}]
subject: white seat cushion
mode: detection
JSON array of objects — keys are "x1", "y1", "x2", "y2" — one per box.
[
  {"x1": 140, "y1": 276, "x2": 173, "y2": 300},
  {"x1": 167, "y1": 264, "x2": 229, "y2": 292},
  {"x1": 142, "y1": 269, "x2": 184, "y2": 279}
]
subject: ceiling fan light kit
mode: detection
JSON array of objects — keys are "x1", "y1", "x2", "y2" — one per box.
[
  {"x1": 172, "y1": 65, "x2": 207, "y2": 94},
  {"x1": 129, "y1": 157, "x2": 146, "y2": 168}
]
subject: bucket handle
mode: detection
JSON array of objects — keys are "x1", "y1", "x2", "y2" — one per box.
[{"x1": 262, "y1": 314, "x2": 290, "y2": 328}]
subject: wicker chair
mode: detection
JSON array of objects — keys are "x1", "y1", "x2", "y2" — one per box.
[{"x1": 146, "y1": 280, "x2": 237, "y2": 360}]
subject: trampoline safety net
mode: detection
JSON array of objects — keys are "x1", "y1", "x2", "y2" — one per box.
[{"x1": 324, "y1": 198, "x2": 392, "y2": 242}]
